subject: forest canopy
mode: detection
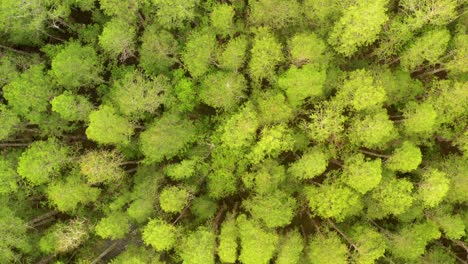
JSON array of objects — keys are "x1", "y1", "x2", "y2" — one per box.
[{"x1": 0, "y1": 0, "x2": 467, "y2": 263}]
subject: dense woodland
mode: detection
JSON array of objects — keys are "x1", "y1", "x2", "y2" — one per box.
[{"x1": 0, "y1": 0, "x2": 467, "y2": 263}]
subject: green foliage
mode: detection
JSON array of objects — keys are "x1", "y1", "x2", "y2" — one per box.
[
  {"x1": 288, "y1": 148, "x2": 328, "y2": 180},
  {"x1": 150, "y1": 0, "x2": 199, "y2": 29},
  {"x1": 211, "y1": 4, "x2": 235, "y2": 36},
  {"x1": 164, "y1": 159, "x2": 198, "y2": 181},
  {"x1": 337, "y1": 69, "x2": 387, "y2": 111},
  {"x1": 218, "y1": 214, "x2": 238, "y2": 263},
  {"x1": 249, "y1": 28, "x2": 284, "y2": 82},
  {"x1": 248, "y1": 0, "x2": 301, "y2": 29},
  {"x1": 220, "y1": 103, "x2": 259, "y2": 149},
  {"x1": 50, "y1": 42, "x2": 101, "y2": 89},
  {"x1": 418, "y1": 168, "x2": 449, "y2": 208},
  {"x1": 3, "y1": 64, "x2": 57, "y2": 123},
  {"x1": 389, "y1": 221, "x2": 441, "y2": 261},
  {"x1": 139, "y1": 114, "x2": 197, "y2": 163},
  {"x1": 200, "y1": 71, "x2": 247, "y2": 110},
  {"x1": 159, "y1": 186, "x2": 189, "y2": 213},
  {"x1": 0, "y1": 1, "x2": 466, "y2": 262},
  {"x1": 110, "y1": 245, "x2": 162, "y2": 264},
  {"x1": 139, "y1": 28, "x2": 179, "y2": 75},
  {"x1": 47, "y1": 173, "x2": 100, "y2": 212},
  {"x1": 403, "y1": 102, "x2": 438, "y2": 135},
  {"x1": 349, "y1": 224, "x2": 387, "y2": 264},
  {"x1": 0, "y1": 154, "x2": 19, "y2": 194},
  {"x1": 40, "y1": 219, "x2": 89, "y2": 254},
  {"x1": 328, "y1": 0, "x2": 388, "y2": 56},
  {"x1": 0, "y1": 207, "x2": 31, "y2": 262},
  {"x1": 386, "y1": 141, "x2": 422, "y2": 172},
  {"x1": 109, "y1": 70, "x2": 167, "y2": 118},
  {"x1": 400, "y1": 28, "x2": 451, "y2": 71},
  {"x1": 307, "y1": 232, "x2": 348, "y2": 264},
  {"x1": 218, "y1": 36, "x2": 249, "y2": 71},
  {"x1": 243, "y1": 190, "x2": 296, "y2": 228},
  {"x1": 276, "y1": 229, "x2": 304, "y2": 264},
  {"x1": 237, "y1": 215, "x2": 279, "y2": 264},
  {"x1": 79, "y1": 150, "x2": 125, "y2": 184},
  {"x1": 307, "y1": 102, "x2": 347, "y2": 143},
  {"x1": 343, "y1": 154, "x2": 382, "y2": 194},
  {"x1": 278, "y1": 64, "x2": 327, "y2": 107},
  {"x1": 182, "y1": 30, "x2": 216, "y2": 78},
  {"x1": 178, "y1": 227, "x2": 215, "y2": 264},
  {"x1": 17, "y1": 139, "x2": 69, "y2": 186},
  {"x1": 86, "y1": 105, "x2": 134, "y2": 146},
  {"x1": 0, "y1": 104, "x2": 20, "y2": 141},
  {"x1": 306, "y1": 183, "x2": 363, "y2": 221},
  {"x1": 248, "y1": 124, "x2": 294, "y2": 164},
  {"x1": 142, "y1": 219, "x2": 177, "y2": 251},
  {"x1": 51, "y1": 92, "x2": 94, "y2": 122},
  {"x1": 349, "y1": 110, "x2": 397, "y2": 149},
  {"x1": 99, "y1": 18, "x2": 136, "y2": 59},
  {"x1": 288, "y1": 32, "x2": 328, "y2": 66},
  {"x1": 95, "y1": 212, "x2": 131, "y2": 240},
  {"x1": 367, "y1": 174, "x2": 414, "y2": 218},
  {"x1": 254, "y1": 91, "x2": 293, "y2": 125}
]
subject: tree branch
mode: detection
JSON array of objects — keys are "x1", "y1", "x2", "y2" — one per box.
[{"x1": 359, "y1": 149, "x2": 391, "y2": 158}]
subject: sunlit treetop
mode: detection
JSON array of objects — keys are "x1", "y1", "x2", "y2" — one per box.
[
  {"x1": 99, "y1": 18, "x2": 136, "y2": 60},
  {"x1": 248, "y1": 0, "x2": 301, "y2": 29},
  {"x1": 108, "y1": 70, "x2": 167, "y2": 119},
  {"x1": 50, "y1": 41, "x2": 102, "y2": 89},
  {"x1": 17, "y1": 139, "x2": 70, "y2": 186},
  {"x1": 139, "y1": 28, "x2": 179, "y2": 75},
  {"x1": 249, "y1": 27, "x2": 284, "y2": 82},
  {"x1": 150, "y1": 0, "x2": 200, "y2": 29},
  {"x1": 211, "y1": 4, "x2": 235, "y2": 36},
  {"x1": 3, "y1": 64, "x2": 57, "y2": 124},
  {"x1": 86, "y1": 105, "x2": 135, "y2": 146},
  {"x1": 400, "y1": 28, "x2": 451, "y2": 71},
  {"x1": 307, "y1": 232, "x2": 348, "y2": 264},
  {"x1": 51, "y1": 92, "x2": 94, "y2": 122},
  {"x1": 199, "y1": 71, "x2": 247, "y2": 111},
  {"x1": 237, "y1": 214, "x2": 279, "y2": 264},
  {"x1": 328, "y1": 0, "x2": 388, "y2": 56},
  {"x1": 181, "y1": 29, "x2": 216, "y2": 78},
  {"x1": 386, "y1": 141, "x2": 422, "y2": 173},
  {"x1": 343, "y1": 153, "x2": 382, "y2": 194},
  {"x1": 139, "y1": 113, "x2": 197, "y2": 163},
  {"x1": 288, "y1": 32, "x2": 328, "y2": 66}
]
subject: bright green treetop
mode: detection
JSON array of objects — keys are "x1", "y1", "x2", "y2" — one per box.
[
  {"x1": 288, "y1": 32, "x2": 328, "y2": 66},
  {"x1": 249, "y1": 28, "x2": 284, "y2": 82},
  {"x1": 159, "y1": 186, "x2": 189, "y2": 213},
  {"x1": 400, "y1": 28, "x2": 451, "y2": 71},
  {"x1": 276, "y1": 229, "x2": 304, "y2": 264},
  {"x1": 349, "y1": 224, "x2": 387, "y2": 264},
  {"x1": 95, "y1": 212, "x2": 131, "y2": 240},
  {"x1": 218, "y1": 36, "x2": 249, "y2": 71},
  {"x1": 181, "y1": 30, "x2": 216, "y2": 78},
  {"x1": 79, "y1": 150, "x2": 125, "y2": 184},
  {"x1": 142, "y1": 219, "x2": 177, "y2": 251},
  {"x1": 418, "y1": 168, "x2": 449, "y2": 208},
  {"x1": 349, "y1": 110, "x2": 397, "y2": 149},
  {"x1": 139, "y1": 114, "x2": 197, "y2": 163},
  {"x1": 50, "y1": 42, "x2": 101, "y2": 89},
  {"x1": 47, "y1": 174, "x2": 100, "y2": 213},
  {"x1": 218, "y1": 214, "x2": 238, "y2": 263},
  {"x1": 237, "y1": 215, "x2": 279, "y2": 264},
  {"x1": 109, "y1": 70, "x2": 167, "y2": 118},
  {"x1": 328, "y1": 0, "x2": 388, "y2": 56},
  {"x1": 288, "y1": 147, "x2": 329, "y2": 180},
  {"x1": 86, "y1": 105, "x2": 134, "y2": 146},
  {"x1": 306, "y1": 183, "x2": 363, "y2": 222},
  {"x1": 278, "y1": 64, "x2": 327, "y2": 107},
  {"x1": 139, "y1": 28, "x2": 179, "y2": 75},
  {"x1": 178, "y1": 227, "x2": 216, "y2": 264},
  {"x1": 99, "y1": 18, "x2": 136, "y2": 59},
  {"x1": 386, "y1": 141, "x2": 422, "y2": 173},
  {"x1": 343, "y1": 153, "x2": 382, "y2": 194},
  {"x1": 199, "y1": 71, "x2": 247, "y2": 111},
  {"x1": 307, "y1": 232, "x2": 348, "y2": 264},
  {"x1": 17, "y1": 139, "x2": 69, "y2": 186},
  {"x1": 51, "y1": 92, "x2": 94, "y2": 122},
  {"x1": 211, "y1": 4, "x2": 235, "y2": 36},
  {"x1": 243, "y1": 190, "x2": 296, "y2": 228}
]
